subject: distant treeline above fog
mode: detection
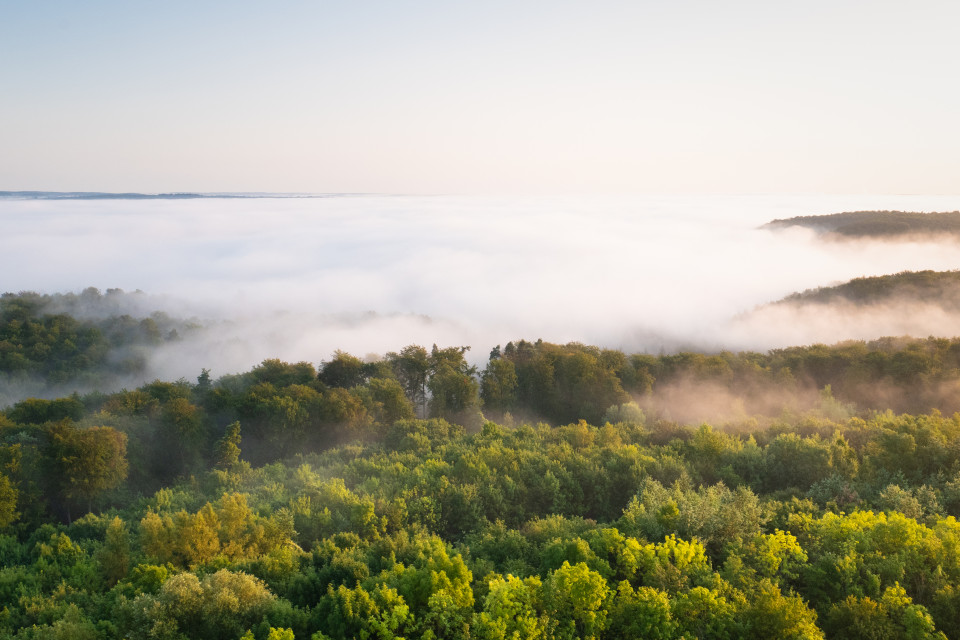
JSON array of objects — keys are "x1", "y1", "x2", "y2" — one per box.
[
  {"x1": 774, "y1": 270, "x2": 960, "y2": 309},
  {"x1": 763, "y1": 210, "x2": 960, "y2": 239}
]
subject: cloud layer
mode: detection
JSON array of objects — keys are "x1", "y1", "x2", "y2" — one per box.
[{"x1": 5, "y1": 193, "x2": 960, "y2": 381}]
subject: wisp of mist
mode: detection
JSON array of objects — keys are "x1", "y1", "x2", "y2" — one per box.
[{"x1": 4, "y1": 193, "x2": 960, "y2": 383}]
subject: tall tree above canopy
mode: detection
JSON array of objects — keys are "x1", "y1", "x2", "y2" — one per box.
[
  {"x1": 388, "y1": 345, "x2": 430, "y2": 416},
  {"x1": 428, "y1": 345, "x2": 480, "y2": 426},
  {"x1": 319, "y1": 350, "x2": 366, "y2": 389},
  {"x1": 481, "y1": 357, "x2": 518, "y2": 415}
]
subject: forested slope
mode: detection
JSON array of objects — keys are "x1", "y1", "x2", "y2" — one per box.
[
  {"x1": 0, "y1": 289, "x2": 195, "y2": 405},
  {"x1": 763, "y1": 211, "x2": 960, "y2": 240},
  {"x1": 763, "y1": 210, "x2": 960, "y2": 239},
  {"x1": 777, "y1": 270, "x2": 960, "y2": 308}
]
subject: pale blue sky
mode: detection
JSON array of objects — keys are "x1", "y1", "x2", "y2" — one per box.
[{"x1": 2, "y1": 1, "x2": 958, "y2": 194}]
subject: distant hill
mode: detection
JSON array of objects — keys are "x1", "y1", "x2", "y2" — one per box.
[
  {"x1": 763, "y1": 210, "x2": 960, "y2": 239},
  {"x1": 775, "y1": 270, "x2": 960, "y2": 309},
  {"x1": 0, "y1": 288, "x2": 199, "y2": 404}
]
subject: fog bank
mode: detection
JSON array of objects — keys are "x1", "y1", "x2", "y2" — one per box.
[{"x1": 4, "y1": 193, "x2": 960, "y2": 381}]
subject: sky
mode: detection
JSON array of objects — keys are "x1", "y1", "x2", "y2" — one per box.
[{"x1": 2, "y1": 0, "x2": 959, "y2": 194}]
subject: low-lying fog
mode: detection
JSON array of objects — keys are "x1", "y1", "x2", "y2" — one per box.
[{"x1": 5, "y1": 193, "x2": 960, "y2": 383}]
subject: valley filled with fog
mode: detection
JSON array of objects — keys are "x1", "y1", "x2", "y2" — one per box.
[{"x1": 5, "y1": 192, "x2": 960, "y2": 384}]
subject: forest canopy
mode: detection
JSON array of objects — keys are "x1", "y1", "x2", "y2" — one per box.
[{"x1": 5, "y1": 292, "x2": 960, "y2": 637}]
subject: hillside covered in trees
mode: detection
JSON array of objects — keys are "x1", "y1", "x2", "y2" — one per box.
[
  {"x1": 777, "y1": 270, "x2": 960, "y2": 309},
  {"x1": 727, "y1": 270, "x2": 960, "y2": 350},
  {"x1": 5, "y1": 326, "x2": 960, "y2": 637},
  {"x1": 763, "y1": 210, "x2": 960, "y2": 239},
  {"x1": 0, "y1": 289, "x2": 197, "y2": 406}
]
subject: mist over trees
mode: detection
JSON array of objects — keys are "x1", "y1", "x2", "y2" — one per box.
[{"x1": 0, "y1": 288, "x2": 197, "y2": 406}]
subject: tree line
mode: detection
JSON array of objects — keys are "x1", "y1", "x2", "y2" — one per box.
[{"x1": 763, "y1": 210, "x2": 960, "y2": 239}]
